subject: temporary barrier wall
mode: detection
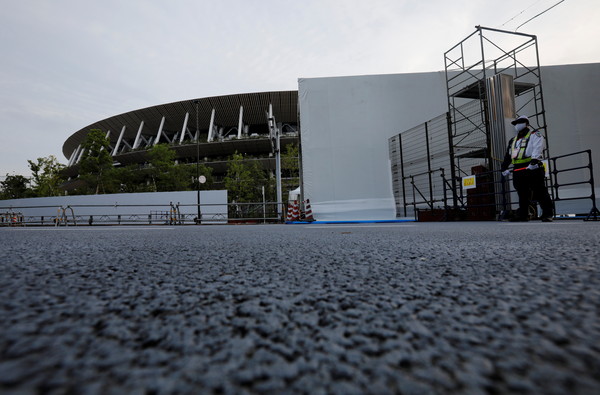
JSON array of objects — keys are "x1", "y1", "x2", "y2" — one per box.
[
  {"x1": 298, "y1": 72, "x2": 449, "y2": 220},
  {"x1": 0, "y1": 190, "x2": 227, "y2": 224}
]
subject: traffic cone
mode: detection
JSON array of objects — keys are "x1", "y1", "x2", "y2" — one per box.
[
  {"x1": 304, "y1": 199, "x2": 315, "y2": 221},
  {"x1": 291, "y1": 200, "x2": 300, "y2": 221},
  {"x1": 287, "y1": 201, "x2": 300, "y2": 222}
]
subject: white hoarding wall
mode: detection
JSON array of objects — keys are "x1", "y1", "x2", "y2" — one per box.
[
  {"x1": 299, "y1": 72, "x2": 449, "y2": 220},
  {"x1": 539, "y1": 63, "x2": 600, "y2": 214},
  {"x1": 0, "y1": 190, "x2": 227, "y2": 224}
]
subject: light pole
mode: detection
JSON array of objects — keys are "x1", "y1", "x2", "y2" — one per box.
[
  {"x1": 194, "y1": 100, "x2": 201, "y2": 223},
  {"x1": 268, "y1": 114, "x2": 283, "y2": 221}
]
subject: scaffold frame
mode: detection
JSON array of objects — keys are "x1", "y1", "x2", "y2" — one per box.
[{"x1": 444, "y1": 25, "x2": 549, "y2": 208}]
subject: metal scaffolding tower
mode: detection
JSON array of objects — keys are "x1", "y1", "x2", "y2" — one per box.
[{"x1": 444, "y1": 26, "x2": 549, "y2": 208}]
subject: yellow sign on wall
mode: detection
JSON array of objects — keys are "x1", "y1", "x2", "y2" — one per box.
[{"x1": 462, "y1": 175, "x2": 476, "y2": 190}]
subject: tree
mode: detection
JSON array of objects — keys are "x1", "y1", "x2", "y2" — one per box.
[
  {"x1": 78, "y1": 129, "x2": 114, "y2": 194},
  {"x1": 146, "y1": 144, "x2": 176, "y2": 191},
  {"x1": 108, "y1": 165, "x2": 143, "y2": 193},
  {"x1": 143, "y1": 144, "x2": 214, "y2": 192},
  {"x1": 0, "y1": 174, "x2": 31, "y2": 199},
  {"x1": 281, "y1": 143, "x2": 300, "y2": 199},
  {"x1": 281, "y1": 143, "x2": 299, "y2": 174},
  {"x1": 147, "y1": 144, "x2": 177, "y2": 170},
  {"x1": 27, "y1": 155, "x2": 65, "y2": 197},
  {"x1": 224, "y1": 152, "x2": 266, "y2": 204}
]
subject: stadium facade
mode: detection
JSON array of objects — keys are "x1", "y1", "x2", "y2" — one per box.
[{"x1": 62, "y1": 91, "x2": 299, "y2": 185}]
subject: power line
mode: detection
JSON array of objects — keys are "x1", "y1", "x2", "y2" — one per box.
[
  {"x1": 516, "y1": 0, "x2": 566, "y2": 31},
  {"x1": 500, "y1": 0, "x2": 544, "y2": 27}
]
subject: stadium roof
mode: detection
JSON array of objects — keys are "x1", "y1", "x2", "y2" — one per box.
[{"x1": 63, "y1": 91, "x2": 298, "y2": 159}]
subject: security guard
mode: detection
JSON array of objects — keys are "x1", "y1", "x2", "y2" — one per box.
[{"x1": 501, "y1": 115, "x2": 554, "y2": 222}]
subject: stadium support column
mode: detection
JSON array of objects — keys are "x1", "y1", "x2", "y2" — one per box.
[
  {"x1": 179, "y1": 113, "x2": 189, "y2": 144},
  {"x1": 76, "y1": 146, "x2": 86, "y2": 163},
  {"x1": 112, "y1": 126, "x2": 126, "y2": 156},
  {"x1": 207, "y1": 109, "x2": 216, "y2": 142},
  {"x1": 67, "y1": 145, "x2": 81, "y2": 166},
  {"x1": 133, "y1": 121, "x2": 145, "y2": 149},
  {"x1": 237, "y1": 106, "x2": 244, "y2": 139},
  {"x1": 98, "y1": 131, "x2": 111, "y2": 153},
  {"x1": 154, "y1": 116, "x2": 166, "y2": 145}
]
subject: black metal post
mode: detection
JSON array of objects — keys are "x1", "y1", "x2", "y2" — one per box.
[
  {"x1": 399, "y1": 133, "x2": 407, "y2": 217},
  {"x1": 585, "y1": 150, "x2": 599, "y2": 221},
  {"x1": 411, "y1": 175, "x2": 416, "y2": 219},
  {"x1": 194, "y1": 100, "x2": 201, "y2": 223},
  {"x1": 425, "y1": 121, "x2": 433, "y2": 206},
  {"x1": 446, "y1": 112, "x2": 458, "y2": 208},
  {"x1": 440, "y1": 169, "x2": 450, "y2": 220}
]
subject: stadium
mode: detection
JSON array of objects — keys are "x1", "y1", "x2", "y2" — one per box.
[{"x1": 61, "y1": 91, "x2": 300, "y2": 187}]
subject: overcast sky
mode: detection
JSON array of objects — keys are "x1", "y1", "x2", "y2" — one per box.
[{"x1": 1, "y1": 0, "x2": 598, "y2": 178}]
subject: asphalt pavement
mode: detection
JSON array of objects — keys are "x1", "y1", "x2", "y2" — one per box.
[{"x1": 0, "y1": 221, "x2": 599, "y2": 394}]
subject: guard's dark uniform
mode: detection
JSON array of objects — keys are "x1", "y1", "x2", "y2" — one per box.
[{"x1": 500, "y1": 116, "x2": 553, "y2": 221}]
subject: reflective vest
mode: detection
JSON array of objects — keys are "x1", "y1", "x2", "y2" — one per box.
[{"x1": 511, "y1": 131, "x2": 533, "y2": 165}]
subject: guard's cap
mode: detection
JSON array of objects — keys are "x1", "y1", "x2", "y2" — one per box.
[{"x1": 511, "y1": 115, "x2": 529, "y2": 125}]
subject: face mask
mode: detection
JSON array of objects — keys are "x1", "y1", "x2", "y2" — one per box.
[{"x1": 515, "y1": 123, "x2": 527, "y2": 133}]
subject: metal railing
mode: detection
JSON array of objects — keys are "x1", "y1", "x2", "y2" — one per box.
[
  {"x1": 0, "y1": 202, "x2": 288, "y2": 227},
  {"x1": 56, "y1": 206, "x2": 77, "y2": 226},
  {"x1": 401, "y1": 150, "x2": 598, "y2": 221},
  {"x1": 548, "y1": 150, "x2": 599, "y2": 221},
  {"x1": 402, "y1": 168, "x2": 449, "y2": 216}
]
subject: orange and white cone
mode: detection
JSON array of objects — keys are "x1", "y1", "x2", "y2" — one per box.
[
  {"x1": 291, "y1": 200, "x2": 300, "y2": 221},
  {"x1": 286, "y1": 201, "x2": 295, "y2": 222},
  {"x1": 304, "y1": 199, "x2": 315, "y2": 221}
]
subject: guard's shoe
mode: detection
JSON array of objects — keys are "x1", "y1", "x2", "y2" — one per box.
[{"x1": 541, "y1": 216, "x2": 553, "y2": 222}]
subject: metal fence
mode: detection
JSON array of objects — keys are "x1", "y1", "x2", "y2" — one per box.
[
  {"x1": 389, "y1": 113, "x2": 452, "y2": 217},
  {"x1": 549, "y1": 150, "x2": 598, "y2": 219},
  {"x1": 401, "y1": 150, "x2": 598, "y2": 221},
  {"x1": 0, "y1": 202, "x2": 288, "y2": 227}
]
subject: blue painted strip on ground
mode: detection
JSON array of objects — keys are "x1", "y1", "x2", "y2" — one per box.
[{"x1": 285, "y1": 219, "x2": 416, "y2": 224}]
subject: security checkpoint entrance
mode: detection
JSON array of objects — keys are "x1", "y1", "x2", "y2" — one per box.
[{"x1": 389, "y1": 26, "x2": 598, "y2": 221}]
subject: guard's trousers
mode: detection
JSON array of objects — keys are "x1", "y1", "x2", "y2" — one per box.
[{"x1": 512, "y1": 167, "x2": 554, "y2": 219}]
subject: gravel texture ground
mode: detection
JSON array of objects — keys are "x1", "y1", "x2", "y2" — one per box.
[{"x1": 0, "y1": 221, "x2": 599, "y2": 394}]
